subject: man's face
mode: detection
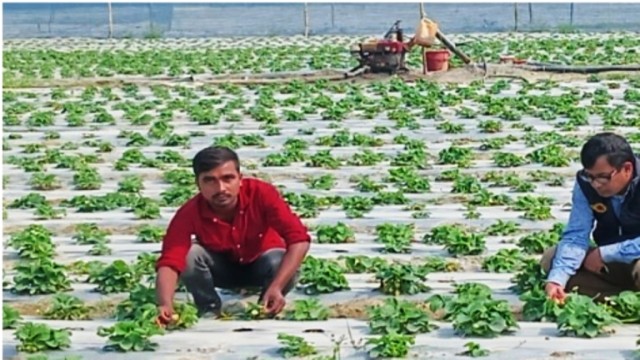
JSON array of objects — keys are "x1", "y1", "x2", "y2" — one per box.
[
  {"x1": 580, "y1": 155, "x2": 633, "y2": 197},
  {"x1": 196, "y1": 161, "x2": 242, "y2": 210}
]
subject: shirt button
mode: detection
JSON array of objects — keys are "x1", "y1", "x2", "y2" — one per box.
[
  {"x1": 213, "y1": 218, "x2": 217, "y2": 223},
  {"x1": 239, "y1": 257, "x2": 243, "y2": 262},
  {"x1": 240, "y1": 210, "x2": 244, "y2": 215},
  {"x1": 258, "y1": 233, "x2": 263, "y2": 238},
  {"x1": 236, "y1": 244, "x2": 241, "y2": 248},
  {"x1": 232, "y1": 226, "x2": 236, "y2": 230}
]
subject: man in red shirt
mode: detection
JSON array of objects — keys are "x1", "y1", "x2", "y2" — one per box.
[{"x1": 155, "y1": 146, "x2": 311, "y2": 321}]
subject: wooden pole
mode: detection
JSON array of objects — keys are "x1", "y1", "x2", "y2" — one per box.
[
  {"x1": 107, "y1": 2, "x2": 114, "y2": 39},
  {"x1": 148, "y1": 3, "x2": 153, "y2": 32},
  {"x1": 570, "y1": 3, "x2": 575, "y2": 25},
  {"x1": 514, "y1": 3, "x2": 519, "y2": 32},
  {"x1": 419, "y1": 3, "x2": 426, "y2": 74},
  {"x1": 528, "y1": 3, "x2": 533, "y2": 24},
  {"x1": 330, "y1": 3, "x2": 335, "y2": 28},
  {"x1": 47, "y1": 4, "x2": 54, "y2": 34},
  {"x1": 303, "y1": 3, "x2": 309, "y2": 37}
]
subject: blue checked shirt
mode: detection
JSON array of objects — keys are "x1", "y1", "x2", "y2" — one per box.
[{"x1": 547, "y1": 182, "x2": 640, "y2": 288}]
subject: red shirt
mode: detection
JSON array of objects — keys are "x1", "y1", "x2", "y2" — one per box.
[{"x1": 156, "y1": 178, "x2": 311, "y2": 274}]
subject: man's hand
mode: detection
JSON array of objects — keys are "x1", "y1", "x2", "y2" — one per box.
[
  {"x1": 583, "y1": 247, "x2": 606, "y2": 274},
  {"x1": 156, "y1": 304, "x2": 175, "y2": 326},
  {"x1": 262, "y1": 285, "x2": 286, "y2": 315},
  {"x1": 545, "y1": 282, "x2": 566, "y2": 303}
]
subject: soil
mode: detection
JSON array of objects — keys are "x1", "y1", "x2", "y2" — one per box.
[{"x1": 7, "y1": 65, "x2": 639, "y2": 90}]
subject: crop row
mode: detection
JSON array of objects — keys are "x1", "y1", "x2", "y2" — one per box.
[{"x1": 4, "y1": 33, "x2": 640, "y2": 83}]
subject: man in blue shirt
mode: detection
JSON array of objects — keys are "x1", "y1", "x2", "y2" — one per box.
[{"x1": 541, "y1": 132, "x2": 640, "y2": 302}]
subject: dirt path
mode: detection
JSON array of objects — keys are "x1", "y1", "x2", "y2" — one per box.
[{"x1": 6, "y1": 65, "x2": 639, "y2": 90}]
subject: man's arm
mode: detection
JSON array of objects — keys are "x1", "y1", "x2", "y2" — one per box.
[
  {"x1": 155, "y1": 208, "x2": 193, "y2": 307},
  {"x1": 547, "y1": 182, "x2": 595, "y2": 288},
  {"x1": 600, "y1": 237, "x2": 640, "y2": 264},
  {"x1": 260, "y1": 183, "x2": 311, "y2": 291}
]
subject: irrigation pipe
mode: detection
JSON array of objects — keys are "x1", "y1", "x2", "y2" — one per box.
[{"x1": 522, "y1": 62, "x2": 640, "y2": 74}]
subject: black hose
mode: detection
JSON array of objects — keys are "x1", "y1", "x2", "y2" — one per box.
[{"x1": 523, "y1": 62, "x2": 640, "y2": 74}]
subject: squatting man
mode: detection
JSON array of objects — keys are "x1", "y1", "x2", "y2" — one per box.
[
  {"x1": 543, "y1": 132, "x2": 640, "y2": 303},
  {"x1": 154, "y1": 146, "x2": 311, "y2": 322}
]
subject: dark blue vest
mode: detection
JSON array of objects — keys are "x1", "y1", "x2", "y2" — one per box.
[{"x1": 575, "y1": 156, "x2": 640, "y2": 246}]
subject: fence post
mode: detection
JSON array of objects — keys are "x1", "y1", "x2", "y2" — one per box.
[
  {"x1": 107, "y1": 2, "x2": 114, "y2": 39},
  {"x1": 514, "y1": 3, "x2": 519, "y2": 31},
  {"x1": 330, "y1": 3, "x2": 335, "y2": 28},
  {"x1": 528, "y1": 3, "x2": 533, "y2": 24},
  {"x1": 303, "y1": 3, "x2": 310, "y2": 37},
  {"x1": 570, "y1": 3, "x2": 575, "y2": 25}
]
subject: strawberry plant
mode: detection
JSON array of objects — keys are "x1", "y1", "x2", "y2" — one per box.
[
  {"x1": 452, "y1": 296, "x2": 519, "y2": 337},
  {"x1": 305, "y1": 174, "x2": 336, "y2": 190},
  {"x1": 8, "y1": 224, "x2": 56, "y2": 260},
  {"x1": 29, "y1": 172, "x2": 61, "y2": 190},
  {"x1": 341, "y1": 196, "x2": 374, "y2": 218},
  {"x1": 375, "y1": 223, "x2": 414, "y2": 253},
  {"x1": 482, "y1": 249, "x2": 525, "y2": 273},
  {"x1": 451, "y1": 175, "x2": 483, "y2": 194},
  {"x1": 315, "y1": 222, "x2": 355, "y2": 244},
  {"x1": 94, "y1": 260, "x2": 141, "y2": 294},
  {"x1": 12, "y1": 258, "x2": 72, "y2": 295},
  {"x1": 459, "y1": 342, "x2": 490, "y2": 357},
  {"x1": 97, "y1": 319, "x2": 164, "y2": 352},
  {"x1": 136, "y1": 224, "x2": 165, "y2": 243},
  {"x1": 421, "y1": 257, "x2": 460, "y2": 272},
  {"x1": 376, "y1": 263, "x2": 429, "y2": 295},
  {"x1": 367, "y1": 333, "x2": 415, "y2": 359},
  {"x1": 277, "y1": 333, "x2": 317, "y2": 358},
  {"x1": 14, "y1": 322, "x2": 71, "y2": 353},
  {"x1": 239, "y1": 301, "x2": 271, "y2": 320},
  {"x1": 444, "y1": 231, "x2": 486, "y2": 256},
  {"x1": 520, "y1": 284, "x2": 563, "y2": 322},
  {"x1": 73, "y1": 223, "x2": 110, "y2": 245},
  {"x1": 299, "y1": 256, "x2": 350, "y2": 295},
  {"x1": 131, "y1": 197, "x2": 161, "y2": 219},
  {"x1": 556, "y1": 294, "x2": 620, "y2": 338},
  {"x1": 43, "y1": 294, "x2": 91, "y2": 320},
  {"x1": 484, "y1": 220, "x2": 520, "y2": 236},
  {"x1": 3, "y1": 304, "x2": 22, "y2": 329},
  {"x1": 367, "y1": 297, "x2": 437, "y2": 335},
  {"x1": 339, "y1": 255, "x2": 388, "y2": 274},
  {"x1": 492, "y1": 152, "x2": 527, "y2": 167},
  {"x1": 423, "y1": 224, "x2": 468, "y2": 245},
  {"x1": 282, "y1": 298, "x2": 330, "y2": 321},
  {"x1": 165, "y1": 302, "x2": 198, "y2": 330},
  {"x1": 510, "y1": 258, "x2": 546, "y2": 294},
  {"x1": 73, "y1": 166, "x2": 103, "y2": 190},
  {"x1": 34, "y1": 203, "x2": 67, "y2": 220},
  {"x1": 438, "y1": 146, "x2": 474, "y2": 167},
  {"x1": 517, "y1": 230, "x2": 560, "y2": 254},
  {"x1": 603, "y1": 291, "x2": 640, "y2": 323},
  {"x1": 115, "y1": 284, "x2": 182, "y2": 322}
]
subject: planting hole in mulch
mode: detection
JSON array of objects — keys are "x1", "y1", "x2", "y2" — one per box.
[
  {"x1": 233, "y1": 327, "x2": 254, "y2": 332},
  {"x1": 303, "y1": 328, "x2": 325, "y2": 333}
]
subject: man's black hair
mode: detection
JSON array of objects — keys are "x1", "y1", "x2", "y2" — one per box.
[
  {"x1": 192, "y1": 146, "x2": 240, "y2": 177},
  {"x1": 580, "y1": 132, "x2": 635, "y2": 169}
]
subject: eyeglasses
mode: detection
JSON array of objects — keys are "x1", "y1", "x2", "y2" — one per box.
[{"x1": 578, "y1": 169, "x2": 618, "y2": 185}]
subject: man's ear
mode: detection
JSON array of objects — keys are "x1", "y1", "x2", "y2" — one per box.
[{"x1": 239, "y1": 172, "x2": 243, "y2": 183}]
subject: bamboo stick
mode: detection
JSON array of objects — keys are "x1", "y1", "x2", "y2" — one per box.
[
  {"x1": 108, "y1": 2, "x2": 114, "y2": 39},
  {"x1": 303, "y1": 3, "x2": 310, "y2": 37}
]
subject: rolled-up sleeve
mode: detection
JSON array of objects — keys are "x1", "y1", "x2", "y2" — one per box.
[
  {"x1": 547, "y1": 182, "x2": 594, "y2": 288},
  {"x1": 156, "y1": 206, "x2": 194, "y2": 274},
  {"x1": 600, "y1": 236, "x2": 640, "y2": 264},
  {"x1": 259, "y1": 183, "x2": 311, "y2": 246}
]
